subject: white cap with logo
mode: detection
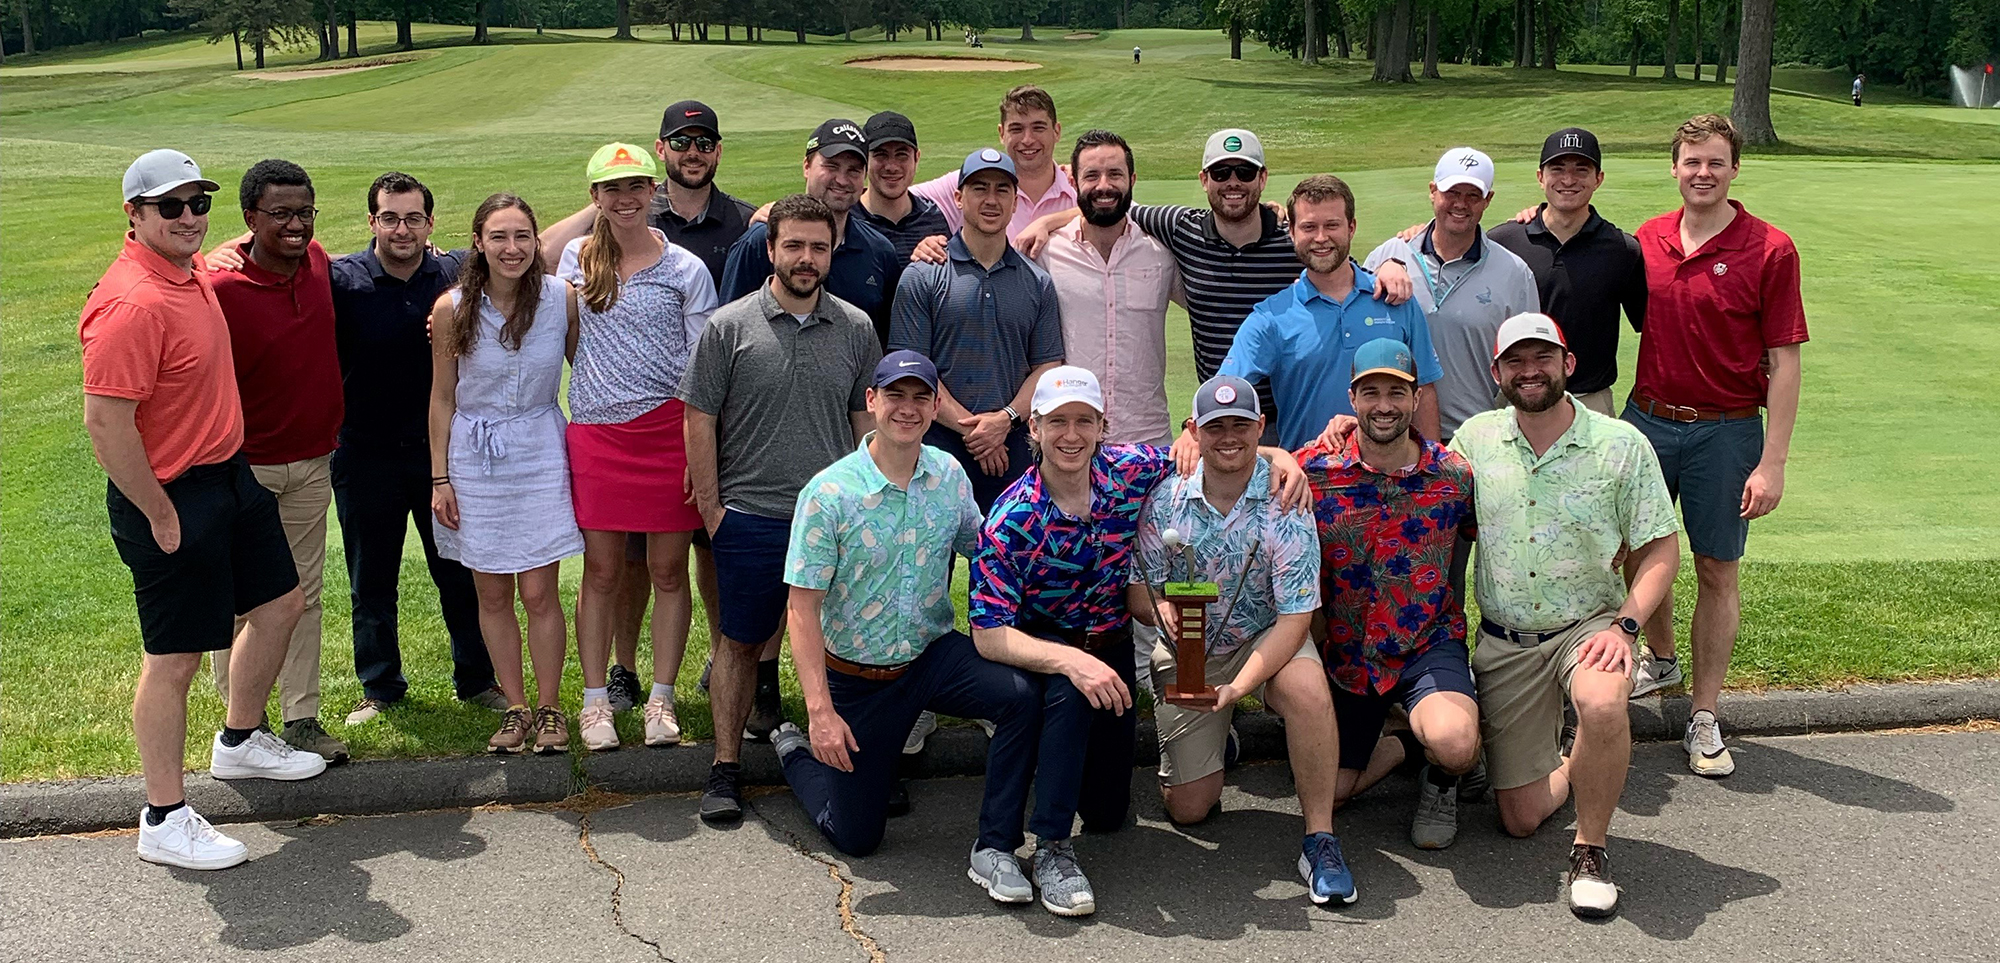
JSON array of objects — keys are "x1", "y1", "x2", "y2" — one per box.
[
  {"x1": 122, "y1": 149, "x2": 220, "y2": 202},
  {"x1": 1432, "y1": 147, "x2": 1496, "y2": 196},
  {"x1": 1492, "y1": 312, "x2": 1568, "y2": 360},
  {"x1": 1031, "y1": 365, "x2": 1105, "y2": 416},
  {"x1": 1202, "y1": 129, "x2": 1266, "y2": 170}
]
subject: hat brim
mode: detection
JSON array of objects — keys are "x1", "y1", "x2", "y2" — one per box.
[
  {"x1": 1350, "y1": 367, "x2": 1418, "y2": 386},
  {"x1": 812, "y1": 142, "x2": 867, "y2": 159},
  {"x1": 662, "y1": 121, "x2": 719, "y2": 138},
  {"x1": 873, "y1": 372, "x2": 939, "y2": 392},
  {"x1": 590, "y1": 169, "x2": 659, "y2": 185},
  {"x1": 1433, "y1": 175, "x2": 1492, "y2": 194},
  {"x1": 1194, "y1": 407, "x2": 1261, "y2": 427},
  {"x1": 1491, "y1": 335, "x2": 1566, "y2": 361},
  {"x1": 1203, "y1": 155, "x2": 1265, "y2": 170},
  {"x1": 868, "y1": 136, "x2": 918, "y2": 151},
  {"x1": 958, "y1": 165, "x2": 1018, "y2": 187},
  {"x1": 1539, "y1": 150, "x2": 1599, "y2": 167},
  {"x1": 130, "y1": 176, "x2": 221, "y2": 201}
]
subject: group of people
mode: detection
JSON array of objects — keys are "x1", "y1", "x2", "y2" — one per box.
[{"x1": 83, "y1": 82, "x2": 1806, "y2": 924}]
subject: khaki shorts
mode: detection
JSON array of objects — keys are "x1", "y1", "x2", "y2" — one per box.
[
  {"x1": 1150, "y1": 625, "x2": 1322, "y2": 786},
  {"x1": 1574, "y1": 388, "x2": 1617, "y2": 418},
  {"x1": 1472, "y1": 612, "x2": 1633, "y2": 791}
]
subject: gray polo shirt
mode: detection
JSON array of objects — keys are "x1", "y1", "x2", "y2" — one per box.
[
  {"x1": 679, "y1": 284, "x2": 881, "y2": 519},
  {"x1": 888, "y1": 234, "x2": 1064, "y2": 415},
  {"x1": 1365, "y1": 225, "x2": 1540, "y2": 438}
]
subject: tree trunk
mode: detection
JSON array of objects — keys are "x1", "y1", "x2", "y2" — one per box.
[
  {"x1": 233, "y1": 28, "x2": 244, "y2": 69},
  {"x1": 1121, "y1": 0, "x2": 1130, "y2": 28},
  {"x1": 397, "y1": 4, "x2": 413, "y2": 49},
  {"x1": 318, "y1": 4, "x2": 333, "y2": 60},
  {"x1": 1331, "y1": 0, "x2": 1350, "y2": 57},
  {"x1": 1302, "y1": 0, "x2": 1319, "y2": 64},
  {"x1": 1525, "y1": 0, "x2": 1535, "y2": 65},
  {"x1": 797, "y1": 17, "x2": 807, "y2": 43},
  {"x1": 255, "y1": 36, "x2": 266, "y2": 68},
  {"x1": 1691, "y1": 0, "x2": 1702, "y2": 79},
  {"x1": 1373, "y1": 0, "x2": 1414, "y2": 81},
  {"x1": 1629, "y1": 24, "x2": 1641, "y2": 75},
  {"x1": 1021, "y1": 21, "x2": 1034, "y2": 41},
  {"x1": 1423, "y1": 6, "x2": 1440, "y2": 77},
  {"x1": 843, "y1": 11, "x2": 852, "y2": 41},
  {"x1": 1663, "y1": 0, "x2": 1679, "y2": 78},
  {"x1": 615, "y1": 0, "x2": 631, "y2": 39},
  {"x1": 19, "y1": 0, "x2": 32, "y2": 55},
  {"x1": 1230, "y1": 18, "x2": 1242, "y2": 59},
  {"x1": 475, "y1": 0, "x2": 489, "y2": 43},
  {"x1": 670, "y1": 22, "x2": 681, "y2": 39},
  {"x1": 1539, "y1": 0, "x2": 1555, "y2": 68},
  {"x1": 1465, "y1": 0, "x2": 1481, "y2": 64},
  {"x1": 1716, "y1": 2, "x2": 1733, "y2": 83},
  {"x1": 1730, "y1": 0, "x2": 1776, "y2": 143}
]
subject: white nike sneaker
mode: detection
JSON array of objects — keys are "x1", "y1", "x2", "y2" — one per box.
[
  {"x1": 137, "y1": 805, "x2": 249, "y2": 870},
  {"x1": 210, "y1": 729, "x2": 327, "y2": 781}
]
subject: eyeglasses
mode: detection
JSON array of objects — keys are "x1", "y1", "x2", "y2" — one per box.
[
  {"x1": 1205, "y1": 164, "x2": 1262, "y2": 183},
  {"x1": 255, "y1": 206, "x2": 318, "y2": 225},
  {"x1": 371, "y1": 213, "x2": 432, "y2": 230},
  {"x1": 133, "y1": 194, "x2": 213, "y2": 218},
  {"x1": 666, "y1": 134, "x2": 719, "y2": 154}
]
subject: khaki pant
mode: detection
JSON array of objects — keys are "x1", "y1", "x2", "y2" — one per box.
[
  {"x1": 1149, "y1": 625, "x2": 1323, "y2": 786},
  {"x1": 1472, "y1": 612, "x2": 1632, "y2": 791},
  {"x1": 212, "y1": 455, "x2": 331, "y2": 722},
  {"x1": 1574, "y1": 388, "x2": 1617, "y2": 418}
]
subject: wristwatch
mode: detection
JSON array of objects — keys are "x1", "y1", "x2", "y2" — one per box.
[
  {"x1": 1612, "y1": 616, "x2": 1642, "y2": 638},
  {"x1": 1002, "y1": 404, "x2": 1023, "y2": 427}
]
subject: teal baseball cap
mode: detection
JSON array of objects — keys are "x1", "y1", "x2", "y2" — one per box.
[{"x1": 1352, "y1": 338, "x2": 1417, "y2": 385}]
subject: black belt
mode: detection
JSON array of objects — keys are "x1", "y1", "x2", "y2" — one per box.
[
  {"x1": 1022, "y1": 623, "x2": 1132, "y2": 657},
  {"x1": 1479, "y1": 618, "x2": 1580, "y2": 647}
]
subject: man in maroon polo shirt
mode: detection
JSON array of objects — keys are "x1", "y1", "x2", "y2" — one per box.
[
  {"x1": 1623, "y1": 114, "x2": 1807, "y2": 778},
  {"x1": 208, "y1": 159, "x2": 348, "y2": 763}
]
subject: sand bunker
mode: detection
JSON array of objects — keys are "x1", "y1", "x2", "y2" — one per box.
[
  {"x1": 243, "y1": 60, "x2": 403, "y2": 81},
  {"x1": 847, "y1": 56, "x2": 1041, "y2": 72},
  {"x1": 1064, "y1": 32, "x2": 1100, "y2": 40}
]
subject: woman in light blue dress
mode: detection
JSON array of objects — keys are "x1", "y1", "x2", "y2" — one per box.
[{"x1": 428, "y1": 193, "x2": 584, "y2": 755}]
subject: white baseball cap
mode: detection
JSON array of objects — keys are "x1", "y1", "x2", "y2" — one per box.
[
  {"x1": 1432, "y1": 147, "x2": 1495, "y2": 195},
  {"x1": 1492, "y1": 312, "x2": 1568, "y2": 360},
  {"x1": 1031, "y1": 365, "x2": 1105, "y2": 416},
  {"x1": 122, "y1": 149, "x2": 220, "y2": 202},
  {"x1": 1202, "y1": 129, "x2": 1266, "y2": 170}
]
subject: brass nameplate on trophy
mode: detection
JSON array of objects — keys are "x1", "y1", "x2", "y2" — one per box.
[{"x1": 1162, "y1": 582, "x2": 1221, "y2": 707}]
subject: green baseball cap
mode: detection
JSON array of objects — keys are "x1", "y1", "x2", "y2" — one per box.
[{"x1": 586, "y1": 142, "x2": 661, "y2": 185}]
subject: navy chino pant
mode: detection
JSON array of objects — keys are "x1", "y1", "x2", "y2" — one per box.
[{"x1": 1027, "y1": 632, "x2": 1140, "y2": 842}]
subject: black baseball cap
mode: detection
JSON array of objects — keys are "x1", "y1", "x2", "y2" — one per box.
[
  {"x1": 661, "y1": 100, "x2": 720, "y2": 140},
  {"x1": 864, "y1": 111, "x2": 919, "y2": 150},
  {"x1": 1539, "y1": 127, "x2": 1601, "y2": 168},
  {"x1": 807, "y1": 118, "x2": 868, "y2": 160}
]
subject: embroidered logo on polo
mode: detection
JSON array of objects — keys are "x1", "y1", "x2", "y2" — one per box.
[
  {"x1": 1713, "y1": 262, "x2": 1729, "y2": 277},
  {"x1": 1476, "y1": 288, "x2": 1493, "y2": 304}
]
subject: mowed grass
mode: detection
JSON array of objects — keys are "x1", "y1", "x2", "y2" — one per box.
[{"x1": 3, "y1": 27, "x2": 1996, "y2": 781}]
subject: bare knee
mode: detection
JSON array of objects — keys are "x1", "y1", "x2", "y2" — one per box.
[
  {"x1": 1495, "y1": 793, "x2": 1548, "y2": 838},
  {"x1": 1572, "y1": 680, "x2": 1629, "y2": 734},
  {"x1": 1266, "y1": 660, "x2": 1332, "y2": 719},
  {"x1": 250, "y1": 587, "x2": 306, "y2": 628},
  {"x1": 1162, "y1": 775, "x2": 1223, "y2": 825},
  {"x1": 1692, "y1": 555, "x2": 1740, "y2": 592},
  {"x1": 647, "y1": 555, "x2": 690, "y2": 596},
  {"x1": 140, "y1": 652, "x2": 204, "y2": 691},
  {"x1": 1426, "y1": 725, "x2": 1480, "y2": 773},
  {"x1": 580, "y1": 547, "x2": 624, "y2": 595},
  {"x1": 518, "y1": 579, "x2": 561, "y2": 619}
]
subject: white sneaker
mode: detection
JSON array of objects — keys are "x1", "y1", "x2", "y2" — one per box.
[
  {"x1": 1684, "y1": 709, "x2": 1736, "y2": 777},
  {"x1": 136, "y1": 805, "x2": 248, "y2": 870},
  {"x1": 1630, "y1": 653, "x2": 1684, "y2": 698},
  {"x1": 643, "y1": 698, "x2": 681, "y2": 747},
  {"x1": 210, "y1": 729, "x2": 327, "y2": 781},
  {"x1": 903, "y1": 710, "x2": 938, "y2": 755},
  {"x1": 581, "y1": 701, "x2": 620, "y2": 751}
]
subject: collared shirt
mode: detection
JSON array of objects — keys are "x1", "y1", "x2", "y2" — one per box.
[
  {"x1": 329, "y1": 244, "x2": 464, "y2": 448},
  {"x1": 785, "y1": 437, "x2": 984, "y2": 665},
  {"x1": 678, "y1": 285, "x2": 880, "y2": 519},
  {"x1": 1633, "y1": 200, "x2": 1808, "y2": 410},
  {"x1": 720, "y1": 212, "x2": 902, "y2": 344},
  {"x1": 79, "y1": 234, "x2": 245, "y2": 483},
  {"x1": 1365, "y1": 225, "x2": 1541, "y2": 439},
  {"x1": 556, "y1": 229, "x2": 719, "y2": 424},
  {"x1": 649, "y1": 185, "x2": 755, "y2": 290},
  {"x1": 1297, "y1": 432, "x2": 1476, "y2": 696},
  {"x1": 911, "y1": 164, "x2": 1078, "y2": 240},
  {"x1": 969, "y1": 444, "x2": 1175, "y2": 634},
  {"x1": 856, "y1": 192, "x2": 951, "y2": 265},
  {"x1": 1448, "y1": 399, "x2": 1680, "y2": 631},
  {"x1": 1220, "y1": 266, "x2": 1444, "y2": 450},
  {"x1": 1487, "y1": 206, "x2": 1648, "y2": 396},
  {"x1": 1134, "y1": 459, "x2": 1321, "y2": 657},
  {"x1": 888, "y1": 234, "x2": 1065, "y2": 416},
  {"x1": 210, "y1": 239, "x2": 343, "y2": 464},
  {"x1": 1035, "y1": 218, "x2": 1181, "y2": 445}
]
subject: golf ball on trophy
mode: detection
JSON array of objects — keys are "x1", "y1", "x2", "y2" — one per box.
[{"x1": 1161, "y1": 528, "x2": 1183, "y2": 549}]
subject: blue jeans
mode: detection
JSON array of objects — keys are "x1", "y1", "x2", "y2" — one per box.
[
  {"x1": 782, "y1": 631, "x2": 1041, "y2": 856},
  {"x1": 1027, "y1": 632, "x2": 1139, "y2": 841}
]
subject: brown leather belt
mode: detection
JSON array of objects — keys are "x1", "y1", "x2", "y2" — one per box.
[
  {"x1": 824, "y1": 651, "x2": 911, "y2": 682},
  {"x1": 1629, "y1": 392, "x2": 1760, "y2": 424},
  {"x1": 1023, "y1": 623, "x2": 1132, "y2": 657}
]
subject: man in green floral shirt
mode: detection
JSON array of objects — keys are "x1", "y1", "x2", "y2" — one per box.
[
  {"x1": 1446, "y1": 313, "x2": 1681, "y2": 920},
  {"x1": 773, "y1": 350, "x2": 1044, "y2": 905}
]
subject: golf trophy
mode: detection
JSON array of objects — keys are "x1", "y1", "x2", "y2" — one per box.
[{"x1": 1159, "y1": 529, "x2": 1221, "y2": 707}]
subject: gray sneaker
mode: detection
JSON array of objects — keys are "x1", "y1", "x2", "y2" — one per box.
[
  {"x1": 1631, "y1": 653, "x2": 1684, "y2": 698},
  {"x1": 903, "y1": 710, "x2": 938, "y2": 755},
  {"x1": 1410, "y1": 766, "x2": 1459, "y2": 850},
  {"x1": 1031, "y1": 838, "x2": 1096, "y2": 917},
  {"x1": 772, "y1": 721, "x2": 809, "y2": 763},
  {"x1": 967, "y1": 846, "x2": 1033, "y2": 904},
  {"x1": 1684, "y1": 709, "x2": 1736, "y2": 777}
]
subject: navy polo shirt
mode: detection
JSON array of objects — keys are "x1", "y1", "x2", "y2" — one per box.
[
  {"x1": 857, "y1": 193, "x2": 951, "y2": 265},
  {"x1": 719, "y1": 211, "x2": 902, "y2": 344},
  {"x1": 887, "y1": 234, "x2": 1065, "y2": 415},
  {"x1": 328, "y1": 245, "x2": 465, "y2": 448},
  {"x1": 650, "y1": 185, "x2": 755, "y2": 293}
]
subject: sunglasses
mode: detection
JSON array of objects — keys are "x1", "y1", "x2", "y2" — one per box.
[
  {"x1": 133, "y1": 194, "x2": 213, "y2": 218},
  {"x1": 1205, "y1": 164, "x2": 1262, "y2": 183},
  {"x1": 666, "y1": 134, "x2": 719, "y2": 154}
]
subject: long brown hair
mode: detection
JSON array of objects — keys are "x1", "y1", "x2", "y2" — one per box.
[
  {"x1": 578, "y1": 209, "x2": 623, "y2": 314},
  {"x1": 449, "y1": 193, "x2": 544, "y2": 356}
]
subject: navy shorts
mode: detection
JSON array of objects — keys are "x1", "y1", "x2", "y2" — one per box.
[
  {"x1": 108, "y1": 455, "x2": 300, "y2": 656},
  {"x1": 1623, "y1": 402, "x2": 1763, "y2": 562},
  {"x1": 708, "y1": 508, "x2": 791, "y2": 644},
  {"x1": 1330, "y1": 637, "x2": 1476, "y2": 770}
]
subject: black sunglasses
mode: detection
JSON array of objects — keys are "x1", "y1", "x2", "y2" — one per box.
[
  {"x1": 134, "y1": 194, "x2": 213, "y2": 218},
  {"x1": 1205, "y1": 164, "x2": 1262, "y2": 183},
  {"x1": 667, "y1": 134, "x2": 719, "y2": 154}
]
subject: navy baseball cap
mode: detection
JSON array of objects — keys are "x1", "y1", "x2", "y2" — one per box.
[
  {"x1": 1193, "y1": 374, "x2": 1262, "y2": 427},
  {"x1": 958, "y1": 147, "x2": 1018, "y2": 186},
  {"x1": 1351, "y1": 338, "x2": 1417, "y2": 385},
  {"x1": 873, "y1": 350, "x2": 939, "y2": 391}
]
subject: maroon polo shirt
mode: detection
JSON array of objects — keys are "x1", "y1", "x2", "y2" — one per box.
[
  {"x1": 1631, "y1": 200, "x2": 1808, "y2": 411},
  {"x1": 210, "y1": 239, "x2": 344, "y2": 464}
]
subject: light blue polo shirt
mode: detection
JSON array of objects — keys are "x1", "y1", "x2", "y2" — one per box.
[{"x1": 1220, "y1": 264, "x2": 1443, "y2": 449}]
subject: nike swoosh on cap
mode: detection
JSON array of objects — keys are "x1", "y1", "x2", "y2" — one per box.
[{"x1": 899, "y1": 360, "x2": 922, "y2": 367}]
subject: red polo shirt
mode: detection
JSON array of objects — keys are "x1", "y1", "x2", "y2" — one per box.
[
  {"x1": 1632, "y1": 200, "x2": 1808, "y2": 411},
  {"x1": 210, "y1": 239, "x2": 344, "y2": 464}
]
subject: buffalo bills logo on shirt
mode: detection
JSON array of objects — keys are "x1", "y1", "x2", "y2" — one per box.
[{"x1": 1713, "y1": 262, "x2": 1729, "y2": 277}]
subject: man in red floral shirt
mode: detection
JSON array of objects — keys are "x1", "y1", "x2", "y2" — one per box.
[{"x1": 1297, "y1": 338, "x2": 1480, "y2": 851}]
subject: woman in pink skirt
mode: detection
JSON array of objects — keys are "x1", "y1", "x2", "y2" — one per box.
[{"x1": 554, "y1": 143, "x2": 719, "y2": 750}]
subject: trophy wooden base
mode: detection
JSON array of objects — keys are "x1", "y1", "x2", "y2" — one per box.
[{"x1": 1163, "y1": 684, "x2": 1220, "y2": 708}]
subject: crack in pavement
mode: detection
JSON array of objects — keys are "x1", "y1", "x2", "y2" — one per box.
[
  {"x1": 744, "y1": 797, "x2": 888, "y2": 963},
  {"x1": 577, "y1": 809, "x2": 678, "y2": 962}
]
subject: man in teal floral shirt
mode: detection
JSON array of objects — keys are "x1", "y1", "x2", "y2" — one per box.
[{"x1": 773, "y1": 351, "x2": 1043, "y2": 900}]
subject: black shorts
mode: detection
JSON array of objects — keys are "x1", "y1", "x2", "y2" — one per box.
[
  {"x1": 108, "y1": 455, "x2": 300, "y2": 655},
  {"x1": 1330, "y1": 637, "x2": 1477, "y2": 770},
  {"x1": 623, "y1": 527, "x2": 711, "y2": 562}
]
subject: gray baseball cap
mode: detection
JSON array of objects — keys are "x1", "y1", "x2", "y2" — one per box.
[
  {"x1": 1192, "y1": 374, "x2": 1262, "y2": 427},
  {"x1": 122, "y1": 149, "x2": 220, "y2": 202},
  {"x1": 1202, "y1": 129, "x2": 1266, "y2": 170}
]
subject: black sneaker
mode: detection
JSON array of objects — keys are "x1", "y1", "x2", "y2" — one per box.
[
  {"x1": 743, "y1": 679, "x2": 783, "y2": 741},
  {"x1": 886, "y1": 780, "x2": 911, "y2": 818},
  {"x1": 700, "y1": 762, "x2": 743, "y2": 824},
  {"x1": 698, "y1": 657, "x2": 713, "y2": 693},
  {"x1": 606, "y1": 664, "x2": 642, "y2": 713}
]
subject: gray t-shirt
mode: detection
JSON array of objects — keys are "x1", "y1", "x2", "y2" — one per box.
[
  {"x1": 679, "y1": 284, "x2": 880, "y2": 519},
  {"x1": 1365, "y1": 226, "x2": 1540, "y2": 439}
]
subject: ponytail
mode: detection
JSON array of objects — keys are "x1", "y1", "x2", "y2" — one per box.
[{"x1": 579, "y1": 209, "x2": 624, "y2": 314}]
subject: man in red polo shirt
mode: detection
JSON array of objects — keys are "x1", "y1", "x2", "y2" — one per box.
[
  {"x1": 207, "y1": 159, "x2": 348, "y2": 764},
  {"x1": 84, "y1": 150, "x2": 328, "y2": 870},
  {"x1": 1624, "y1": 114, "x2": 1807, "y2": 778}
]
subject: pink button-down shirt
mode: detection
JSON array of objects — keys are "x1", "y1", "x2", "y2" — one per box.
[
  {"x1": 1035, "y1": 219, "x2": 1181, "y2": 445},
  {"x1": 911, "y1": 164, "x2": 1078, "y2": 241}
]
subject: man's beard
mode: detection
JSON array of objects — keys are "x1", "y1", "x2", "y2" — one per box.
[
  {"x1": 1500, "y1": 371, "x2": 1567, "y2": 413},
  {"x1": 1294, "y1": 240, "x2": 1350, "y2": 274},
  {"x1": 667, "y1": 162, "x2": 716, "y2": 191},
  {"x1": 777, "y1": 265, "x2": 823, "y2": 299},
  {"x1": 1360, "y1": 410, "x2": 1412, "y2": 445},
  {"x1": 1079, "y1": 188, "x2": 1132, "y2": 227}
]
